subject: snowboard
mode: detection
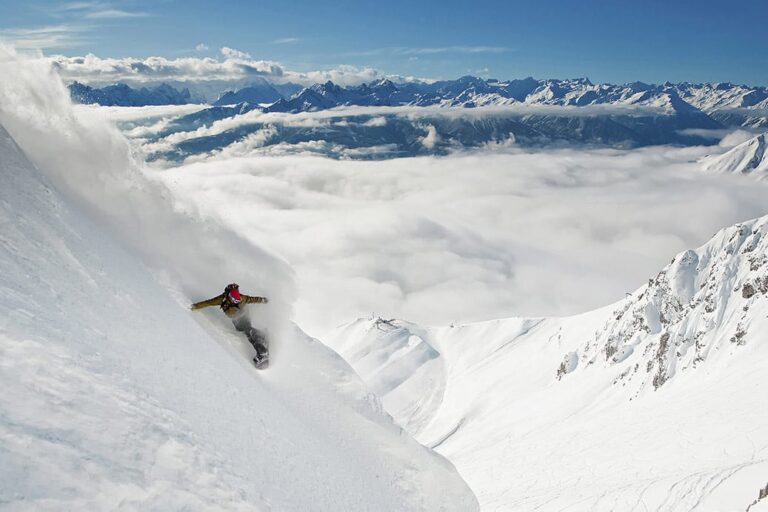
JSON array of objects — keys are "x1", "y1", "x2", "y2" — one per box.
[
  {"x1": 247, "y1": 328, "x2": 269, "y2": 370},
  {"x1": 252, "y1": 354, "x2": 269, "y2": 369}
]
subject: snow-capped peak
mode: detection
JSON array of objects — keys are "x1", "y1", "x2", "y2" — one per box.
[
  {"x1": 566, "y1": 215, "x2": 768, "y2": 394},
  {"x1": 704, "y1": 133, "x2": 768, "y2": 179}
]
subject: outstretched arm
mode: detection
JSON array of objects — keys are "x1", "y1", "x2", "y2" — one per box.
[
  {"x1": 190, "y1": 293, "x2": 225, "y2": 310},
  {"x1": 242, "y1": 295, "x2": 269, "y2": 305}
]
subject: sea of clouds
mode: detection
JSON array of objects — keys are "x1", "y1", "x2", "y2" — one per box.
[{"x1": 149, "y1": 139, "x2": 768, "y2": 336}]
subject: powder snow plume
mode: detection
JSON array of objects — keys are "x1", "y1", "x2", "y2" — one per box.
[
  {"x1": 0, "y1": 44, "x2": 295, "y2": 334},
  {"x1": 0, "y1": 43, "x2": 479, "y2": 511}
]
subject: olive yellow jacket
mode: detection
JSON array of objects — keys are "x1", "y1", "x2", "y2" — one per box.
[{"x1": 191, "y1": 293, "x2": 268, "y2": 318}]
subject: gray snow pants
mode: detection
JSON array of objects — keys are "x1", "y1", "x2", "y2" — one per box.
[{"x1": 232, "y1": 315, "x2": 268, "y2": 357}]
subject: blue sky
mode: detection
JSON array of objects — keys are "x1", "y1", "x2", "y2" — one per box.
[{"x1": 1, "y1": 0, "x2": 766, "y2": 85}]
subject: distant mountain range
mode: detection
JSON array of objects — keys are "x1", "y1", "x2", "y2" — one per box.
[
  {"x1": 211, "y1": 78, "x2": 303, "y2": 106},
  {"x1": 69, "y1": 81, "x2": 193, "y2": 106},
  {"x1": 69, "y1": 76, "x2": 768, "y2": 119},
  {"x1": 70, "y1": 76, "x2": 768, "y2": 159}
]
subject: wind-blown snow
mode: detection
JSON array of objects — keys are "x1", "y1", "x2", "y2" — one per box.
[{"x1": 0, "y1": 45, "x2": 477, "y2": 511}]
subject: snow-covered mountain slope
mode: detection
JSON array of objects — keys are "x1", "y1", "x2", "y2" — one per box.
[
  {"x1": 704, "y1": 133, "x2": 768, "y2": 179},
  {"x1": 324, "y1": 216, "x2": 768, "y2": 511},
  {"x1": 69, "y1": 81, "x2": 193, "y2": 106},
  {"x1": 0, "y1": 52, "x2": 478, "y2": 510},
  {"x1": 213, "y1": 79, "x2": 284, "y2": 106},
  {"x1": 324, "y1": 318, "x2": 445, "y2": 435},
  {"x1": 675, "y1": 82, "x2": 768, "y2": 112}
]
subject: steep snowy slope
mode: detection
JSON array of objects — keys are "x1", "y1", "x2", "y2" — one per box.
[
  {"x1": 324, "y1": 318, "x2": 445, "y2": 435},
  {"x1": 0, "y1": 50, "x2": 478, "y2": 511},
  {"x1": 704, "y1": 133, "x2": 768, "y2": 179},
  {"x1": 325, "y1": 216, "x2": 768, "y2": 511}
]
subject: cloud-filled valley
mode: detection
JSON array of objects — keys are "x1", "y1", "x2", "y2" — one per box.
[
  {"x1": 78, "y1": 85, "x2": 768, "y2": 336},
  {"x1": 152, "y1": 142, "x2": 768, "y2": 336}
]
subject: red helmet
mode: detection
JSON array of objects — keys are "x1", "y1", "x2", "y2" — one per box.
[{"x1": 225, "y1": 283, "x2": 241, "y2": 304}]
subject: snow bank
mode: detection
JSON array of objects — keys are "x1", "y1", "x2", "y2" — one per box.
[{"x1": 0, "y1": 46, "x2": 477, "y2": 511}]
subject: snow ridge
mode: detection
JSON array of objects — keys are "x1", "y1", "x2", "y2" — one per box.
[
  {"x1": 324, "y1": 317, "x2": 446, "y2": 435},
  {"x1": 570, "y1": 216, "x2": 768, "y2": 394},
  {"x1": 704, "y1": 133, "x2": 768, "y2": 179}
]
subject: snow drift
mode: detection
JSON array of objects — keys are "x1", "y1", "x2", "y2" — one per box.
[
  {"x1": 326, "y1": 216, "x2": 768, "y2": 510},
  {"x1": 0, "y1": 46, "x2": 477, "y2": 511}
]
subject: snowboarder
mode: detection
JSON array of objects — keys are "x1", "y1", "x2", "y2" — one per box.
[{"x1": 190, "y1": 283, "x2": 270, "y2": 367}]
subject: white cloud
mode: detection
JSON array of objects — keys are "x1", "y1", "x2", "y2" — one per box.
[
  {"x1": 50, "y1": 52, "x2": 286, "y2": 83},
  {"x1": 57, "y1": 2, "x2": 148, "y2": 19},
  {"x1": 152, "y1": 143, "x2": 768, "y2": 337},
  {"x1": 272, "y1": 37, "x2": 300, "y2": 45},
  {"x1": 409, "y1": 45, "x2": 513, "y2": 55},
  {"x1": 289, "y1": 64, "x2": 381, "y2": 87},
  {"x1": 195, "y1": 43, "x2": 209, "y2": 52},
  {"x1": 418, "y1": 124, "x2": 439, "y2": 149},
  {"x1": 363, "y1": 117, "x2": 387, "y2": 127},
  {"x1": 47, "y1": 52, "x2": 388, "y2": 86},
  {"x1": 60, "y1": 1, "x2": 101, "y2": 9},
  {"x1": 0, "y1": 4, "x2": 148, "y2": 50},
  {"x1": 84, "y1": 9, "x2": 148, "y2": 19},
  {"x1": 220, "y1": 46, "x2": 251, "y2": 60},
  {"x1": 204, "y1": 126, "x2": 279, "y2": 159},
  {"x1": 132, "y1": 104, "x2": 676, "y2": 159},
  {"x1": 0, "y1": 25, "x2": 88, "y2": 50},
  {"x1": 718, "y1": 129, "x2": 758, "y2": 147},
  {"x1": 343, "y1": 46, "x2": 514, "y2": 58},
  {"x1": 77, "y1": 102, "x2": 205, "y2": 120}
]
